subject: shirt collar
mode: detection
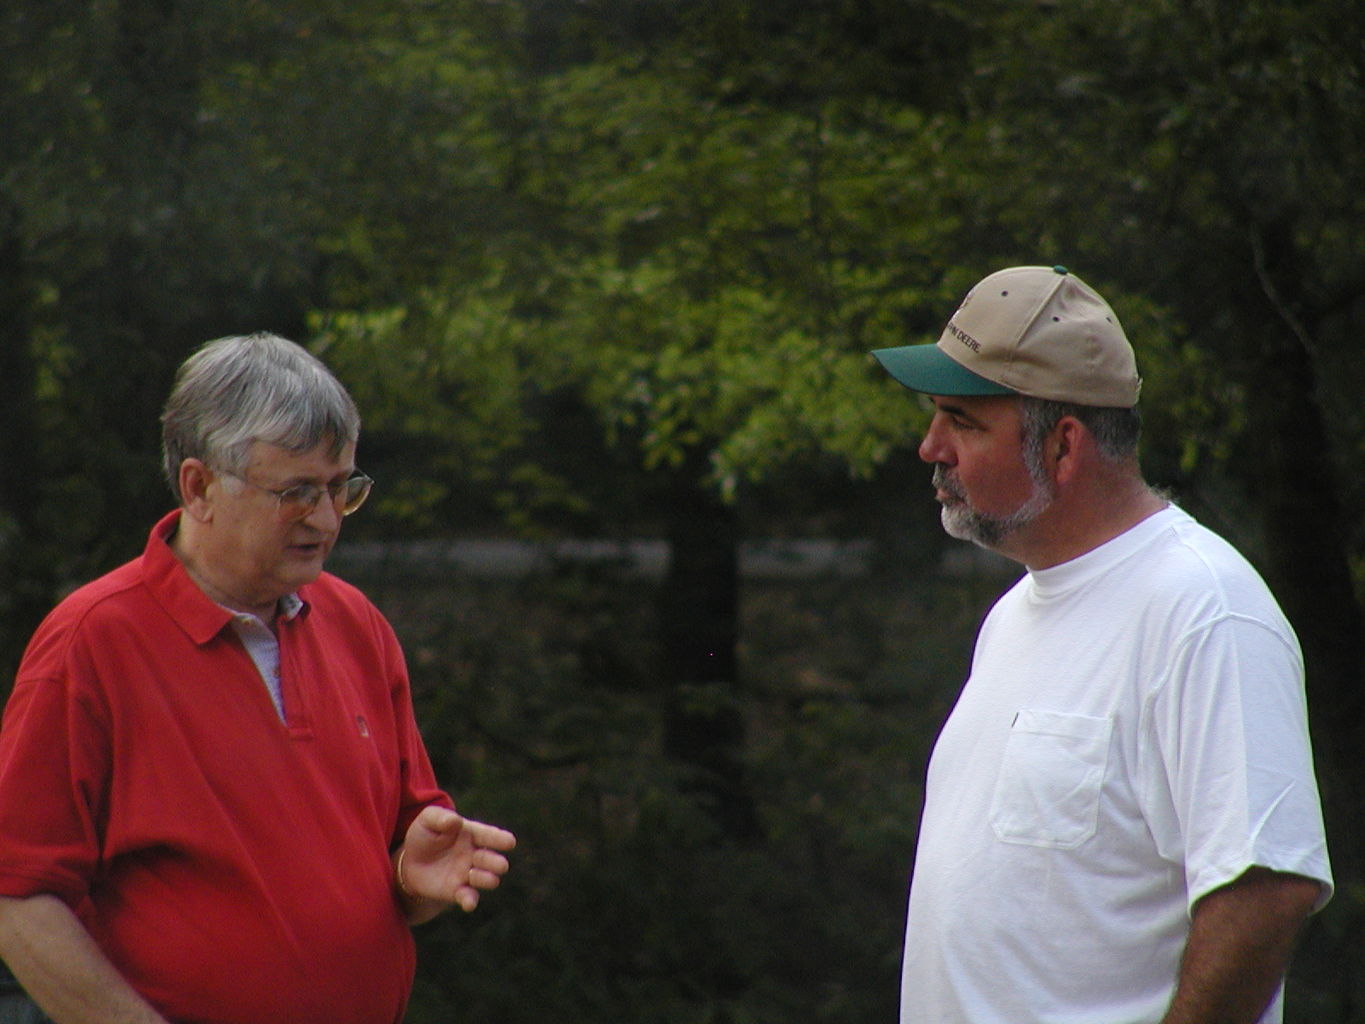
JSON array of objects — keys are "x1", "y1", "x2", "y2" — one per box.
[{"x1": 142, "y1": 510, "x2": 311, "y2": 643}]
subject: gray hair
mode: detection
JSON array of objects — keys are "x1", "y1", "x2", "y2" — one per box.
[
  {"x1": 161, "y1": 332, "x2": 360, "y2": 503},
  {"x1": 1018, "y1": 396, "x2": 1141, "y2": 466}
]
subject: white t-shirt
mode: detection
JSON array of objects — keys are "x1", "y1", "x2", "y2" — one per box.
[{"x1": 900, "y1": 506, "x2": 1332, "y2": 1024}]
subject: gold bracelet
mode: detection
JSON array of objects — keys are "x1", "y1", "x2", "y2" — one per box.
[{"x1": 395, "y1": 847, "x2": 417, "y2": 900}]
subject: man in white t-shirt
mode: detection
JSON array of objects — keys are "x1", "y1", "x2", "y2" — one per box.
[{"x1": 871, "y1": 266, "x2": 1332, "y2": 1024}]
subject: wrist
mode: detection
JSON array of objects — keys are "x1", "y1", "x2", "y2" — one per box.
[{"x1": 394, "y1": 847, "x2": 419, "y2": 901}]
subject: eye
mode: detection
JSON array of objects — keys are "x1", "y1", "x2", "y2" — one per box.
[{"x1": 280, "y1": 482, "x2": 323, "y2": 505}]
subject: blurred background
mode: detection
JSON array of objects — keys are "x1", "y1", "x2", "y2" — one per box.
[{"x1": 3, "y1": 0, "x2": 1365, "y2": 1020}]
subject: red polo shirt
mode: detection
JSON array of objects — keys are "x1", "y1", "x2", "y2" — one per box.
[{"x1": 0, "y1": 511, "x2": 452, "y2": 1024}]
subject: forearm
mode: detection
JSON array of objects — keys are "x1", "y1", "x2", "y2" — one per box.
[
  {"x1": 0, "y1": 894, "x2": 169, "y2": 1024},
  {"x1": 1162, "y1": 868, "x2": 1321, "y2": 1024}
]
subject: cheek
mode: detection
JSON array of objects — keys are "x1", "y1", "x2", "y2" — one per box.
[
  {"x1": 243, "y1": 523, "x2": 292, "y2": 564},
  {"x1": 964, "y1": 453, "x2": 1032, "y2": 507}
]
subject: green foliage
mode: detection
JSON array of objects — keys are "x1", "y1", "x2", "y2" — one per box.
[
  {"x1": 317, "y1": 57, "x2": 963, "y2": 514},
  {"x1": 312, "y1": 296, "x2": 537, "y2": 526},
  {"x1": 6, "y1": 0, "x2": 1365, "y2": 1018},
  {"x1": 934, "y1": 0, "x2": 1365, "y2": 495}
]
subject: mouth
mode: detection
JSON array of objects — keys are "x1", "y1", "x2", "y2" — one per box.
[
  {"x1": 931, "y1": 468, "x2": 963, "y2": 505},
  {"x1": 287, "y1": 535, "x2": 331, "y2": 559}
]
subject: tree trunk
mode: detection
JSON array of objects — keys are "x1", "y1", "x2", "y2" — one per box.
[
  {"x1": 1242, "y1": 223, "x2": 1365, "y2": 881},
  {"x1": 0, "y1": 201, "x2": 54, "y2": 683},
  {"x1": 657, "y1": 460, "x2": 759, "y2": 841}
]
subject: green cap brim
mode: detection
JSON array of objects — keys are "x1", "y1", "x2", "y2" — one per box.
[{"x1": 871, "y1": 343, "x2": 1016, "y2": 397}]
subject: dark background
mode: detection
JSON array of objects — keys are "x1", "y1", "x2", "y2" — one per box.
[{"x1": 3, "y1": 1, "x2": 1364, "y2": 1019}]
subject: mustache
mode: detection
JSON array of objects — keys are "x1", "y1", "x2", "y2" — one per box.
[{"x1": 931, "y1": 465, "x2": 964, "y2": 501}]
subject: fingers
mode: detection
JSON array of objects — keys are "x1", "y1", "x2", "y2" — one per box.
[
  {"x1": 413, "y1": 803, "x2": 462, "y2": 837},
  {"x1": 466, "y1": 848, "x2": 511, "y2": 888},
  {"x1": 412, "y1": 806, "x2": 516, "y2": 851},
  {"x1": 455, "y1": 863, "x2": 506, "y2": 913},
  {"x1": 401, "y1": 804, "x2": 516, "y2": 913},
  {"x1": 463, "y1": 818, "x2": 517, "y2": 852},
  {"x1": 453, "y1": 827, "x2": 514, "y2": 914}
]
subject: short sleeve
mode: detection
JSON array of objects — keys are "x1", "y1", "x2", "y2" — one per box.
[
  {"x1": 0, "y1": 662, "x2": 110, "y2": 904},
  {"x1": 1140, "y1": 614, "x2": 1332, "y2": 911}
]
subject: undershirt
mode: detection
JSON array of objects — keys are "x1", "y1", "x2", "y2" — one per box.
[{"x1": 225, "y1": 593, "x2": 304, "y2": 719}]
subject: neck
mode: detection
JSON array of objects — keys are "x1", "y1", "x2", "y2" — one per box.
[
  {"x1": 171, "y1": 530, "x2": 279, "y2": 623},
  {"x1": 1010, "y1": 472, "x2": 1167, "y2": 571}
]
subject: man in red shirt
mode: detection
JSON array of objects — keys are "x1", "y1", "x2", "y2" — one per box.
[{"x1": 0, "y1": 332, "x2": 515, "y2": 1024}]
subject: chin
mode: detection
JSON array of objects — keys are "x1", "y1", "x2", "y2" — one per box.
[
  {"x1": 941, "y1": 507, "x2": 1004, "y2": 550},
  {"x1": 278, "y1": 557, "x2": 327, "y2": 591},
  {"x1": 941, "y1": 507, "x2": 979, "y2": 542},
  {"x1": 295, "y1": 563, "x2": 327, "y2": 586}
]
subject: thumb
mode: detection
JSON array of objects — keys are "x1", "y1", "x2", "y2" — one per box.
[{"x1": 409, "y1": 804, "x2": 463, "y2": 851}]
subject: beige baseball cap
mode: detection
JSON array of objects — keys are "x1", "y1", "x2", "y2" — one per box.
[{"x1": 871, "y1": 265, "x2": 1141, "y2": 407}]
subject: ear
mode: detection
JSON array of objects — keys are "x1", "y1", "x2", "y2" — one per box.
[
  {"x1": 178, "y1": 459, "x2": 217, "y2": 523},
  {"x1": 1050, "y1": 416, "x2": 1088, "y2": 487}
]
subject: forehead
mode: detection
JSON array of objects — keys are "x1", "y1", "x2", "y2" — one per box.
[{"x1": 244, "y1": 438, "x2": 357, "y2": 480}]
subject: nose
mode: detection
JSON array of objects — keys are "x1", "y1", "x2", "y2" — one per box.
[
  {"x1": 918, "y1": 412, "x2": 952, "y2": 466},
  {"x1": 301, "y1": 493, "x2": 344, "y2": 532}
]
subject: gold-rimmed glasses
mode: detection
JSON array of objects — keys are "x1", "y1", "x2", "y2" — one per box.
[{"x1": 222, "y1": 469, "x2": 374, "y2": 519}]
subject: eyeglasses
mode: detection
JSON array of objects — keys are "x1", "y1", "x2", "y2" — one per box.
[{"x1": 221, "y1": 469, "x2": 374, "y2": 519}]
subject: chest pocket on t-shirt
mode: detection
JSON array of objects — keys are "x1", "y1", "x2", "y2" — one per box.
[{"x1": 989, "y1": 710, "x2": 1113, "y2": 849}]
